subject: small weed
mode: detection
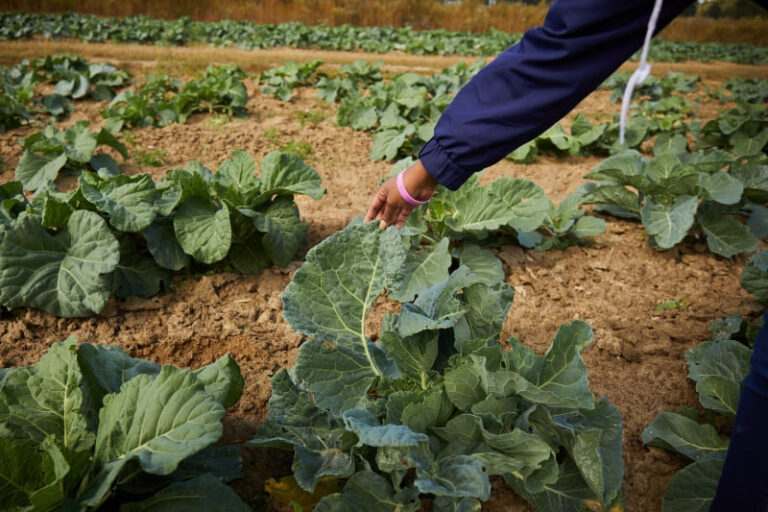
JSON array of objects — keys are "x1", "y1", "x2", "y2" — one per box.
[
  {"x1": 656, "y1": 296, "x2": 690, "y2": 312},
  {"x1": 123, "y1": 131, "x2": 168, "y2": 167},
  {"x1": 296, "y1": 108, "x2": 326, "y2": 127},
  {"x1": 207, "y1": 113, "x2": 232, "y2": 128},
  {"x1": 134, "y1": 148, "x2": 168, "y2": 167},
  {"x1": 264, "y1": 128, "x2": 314, "y2": 160}
]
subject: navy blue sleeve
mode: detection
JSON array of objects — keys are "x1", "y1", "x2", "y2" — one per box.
[{"x1": 419, "y1": 0, "x2": 695, "y2": 190}]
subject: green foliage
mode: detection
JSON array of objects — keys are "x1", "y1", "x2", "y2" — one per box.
[
  {"x1": 642, "y1": 314, "x2": 762, "y2": 512},
  {"x1": 249, "y1": 222, "x2": 624, "y2": 512},
  {"x1": 264, "y1": 128, "x2": 314, "y2": 160},
  {"x1": 582, "y1": 148, "x2": 765, "y2": 257},
  {"x1": 0, "y1": 150, "x2": 323, "y2": 317},
  {"x1": 104, "y1": 65, "x2": 247, "y2": 128},
  {"x1": 741, "y1": 249, "x2": 768, "y2": 307},
  {"x1": 0, "y1": 337, "x2": 248, "y2": 511},
  {"x1": 14, "y1": 120, "x2": 128, "y2": 192},
  {"x1": 3, "y1": 12, "x2": 767, "y2": 64},
  {"x1": 655, "y1": 296, "x2": 690, "y2": 312},
  {"x1": 259, "y1": 59, "x2": 323, "y2": 101},
  {"x1": 698, "y1": 101, "x2": 768, "y2": 156},
  {"x1": 602, "y1": 71, "x2": 700, "y2": 104},
  {"x1": 394, "y1": 161, "x2": 604, "y2": 252}
]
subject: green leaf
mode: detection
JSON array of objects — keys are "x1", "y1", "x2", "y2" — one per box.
[
  {"x1": 112, "y1": 237, "x2": 170, "y2": 299},
  {"x1": 700, "y1": 172, "x2": 743, "y2": 205},
  {"x1": 695, "y1": 376, "x2": 741, "y2": 416},
  {"x1": 370, "y1": 128, "x2": 410, "y2": 161},
  {"x1": 342, "y1": 409, "x2": 428, "y2": 447},
  {"x1": 642, "y1": 412, "x2": 728, "y2": 460},
  {"x1": 388, "y1": 237, "x2": 451, "y2": 302},
  {"x1": 193, "y1": 354, "x2": 244, "y2": 409},
  {"x1": 257, "y1": 151, "x2": 325, "y2": 202},
  {"x1": 0, "y1": 337, "x2": 94, "y2": 452},
  {"x1": 79, "y1": 173, "x2": 158, "y2": 232},
  {"x1": 228, "y1": 237, "x2": 271, "y2": 275},
  {"x1": 120, "y1": 474, "x2": 250, "y2": 512},
  {"x1": 661, "y1": 457, "x2": 723, "y2": 512},
  {"x1": 173, "y1": 199, "x2": 232, "y2": 264},
  {"x1": 640, "y1": 195, "x2": 698, "y2": 249},
  {"x1": 456, "y1": 244, "x2": 504, "y2": 286},
  {"x1": 216, "y1": 150, "x2": 260, "y2": 194},
  {"x1": 77, "y1": 342, "x2": 160, "y2": 408},
  {"x1": 142, "y1": 220, "x2": 190, "y2": 271},
  {"x1": 487, "y1": 178, "x2": 551, "y2": 233},
  {"x1": 697, "y1": 208, "x2": 759, "y2": 258},
  {"x1": 0, "y1": 438, "x2": 66, "y2": 510},
  {"x1": 415, "y1": 455, "x2": 491, "y2": 501},
  {"x1": 730, "y1": 127, "x2": 768, "y2": 156},
  {"x1": 741, "y1": 250, "x2": 768, "y2": 307},
  {"x1": 15, "y1": 152, "x2": 67, "y2": 192},
  {"x1": 251, "y1": 198, "x2": 308, "y2": 267},
  {"x1": 315, "y1": 471, "x2": 420, "y2": 512},
  {"x1": 0, "y1": 211, "x2": 119, "y2": 317},
  {"x1": 283, "y1": 223, "x2": 405, "y2": 348},
  {"x1": 443, "y1": 187, "x2": 515, "y2": 235},
  {"x1": 685, "y1": 339, "x2": 751, "y2": 384}
]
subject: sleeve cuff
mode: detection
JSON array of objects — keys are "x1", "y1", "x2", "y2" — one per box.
[{"x1": 418, "y1": 138, "x2": 474, "y2": 191}]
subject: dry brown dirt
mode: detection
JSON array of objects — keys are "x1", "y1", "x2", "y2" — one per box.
[{"x1": 0, "y1": 41, "x2": 766, "y2": 512}]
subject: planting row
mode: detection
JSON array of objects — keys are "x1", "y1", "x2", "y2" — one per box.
[{"x1": 2, "y1": 11, "x2": 767, "y2": 64}]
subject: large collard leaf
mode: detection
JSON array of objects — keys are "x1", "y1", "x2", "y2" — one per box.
[
  {"x1": 254, "y1": 151, "x2": 325, "y2": 204},
  {"x1": 388, "y1": 237, "x2": 451, "y2": 303},
  {"x1": 314, "y1": 471, "x2": 420, "y2": 512},
  {"x1": 193, "y1": 354, "x2": 244, "y2": 409},
  {"x1": 342, "y1": 409, "x2": 428, "y2": 448},
  {"x1": 0, "y1": 438, "x2": 70, "y2": 511},
  {"x1": 487, "y1": 178, "x2": 551, "y2": 233},
  {"x1": 502, "y1": 321, "x2": 596, "y2": 410},
  {"x1": 0, "y1": 337, "x2": 94, "y2": 453},
  {"x1": 741, "y1": 250, "x2": 768, "y2": 307},
  {"x1": 282, "y1": 224, "x2": 404, "y2": 413},
  {"x1": 142, "y1": 220, "x2": 190, "y2": 271},
  {"x1": 642, "y1": 412, "x2": 728, "y2": 461},
  {"x1": 442, "y1": 186, "x2": 515, "y2": 236},
  {"x1": 640, "y1": 195, "x2": 698, "y2": 249},
  {"x1": 213, "y1": 150, "x2": 260, "y2": 202},
  {"x1": 284, "y1": 221, "x2": 404, "y2": 355},
  {"x1": 730, "y1": 164, "x2": 768, "y2": 203},
  {"x1": 696, "y1": 206, "x2": 759, "y2": 258},
  {"x1": 529, "y1": 398, "x2": 623, "y2": 507},
  {"x1": 14, "y1": 152, "x2": 67, "y2": 192},
  {"x1": 250, "y1": 198, "x2": 309, "y2": 267},
  {"x1": 380, "y1": 316, "x2": 440, "y2": 384},
  {"x1": 82, "y1": 366, "x2": 225, "y2": 506},
  {"x1": 120, "y1": 474, "x2": 251, "y2": 512},
  {"x1": 685, "y1": 339, "x2": 751, "y2": 415},
  {"x1": 507, "y1": 459, "x2": 599, "y2": 512},
  {"x1": 76, "y1": 342, "x2": 160, "y2": 409},
  {"x1": 456, "y1": 244, "x2": 504, "y2": 286},
  {"x1": 112, "y1": 237, "x2": 171, "y2": 299},
  {"x1": 453, "y1": 281, "x2": 515, "y2": 343},
  {"x1": 79, "y1": 173, "x2": 158, "y2": 232},
  {"x1": 173, "y1": 198, "x2": 232, "y2": 264},
  {"x1": 661, "y1": 457, "x2": 723, "y2": 512},
  {"x1": 0, "y1": 211, "x2": 119, "y2": 317}
]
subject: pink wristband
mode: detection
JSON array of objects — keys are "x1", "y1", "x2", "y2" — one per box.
[{"x1": 396, "y1": 170, "x2": 431, "y2": 206}]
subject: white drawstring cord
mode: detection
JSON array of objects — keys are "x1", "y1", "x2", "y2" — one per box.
[{"x1": 619, "y1": 0, "x2": 665, "y2": 145}]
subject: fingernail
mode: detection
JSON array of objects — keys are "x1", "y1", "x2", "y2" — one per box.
[{"x1": 379, "y1": 220, "x2": 387, "y2": 229}]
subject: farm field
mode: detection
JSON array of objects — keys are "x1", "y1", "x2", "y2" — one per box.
[{"x1": 0, "y1": 30, "x2": 767, "y2": 512}]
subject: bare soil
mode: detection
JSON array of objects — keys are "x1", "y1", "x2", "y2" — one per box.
[{"x1": 1, "y1": 41, "x2": 766, "y2": 512}]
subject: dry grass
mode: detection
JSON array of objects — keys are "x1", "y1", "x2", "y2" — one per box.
[{"x1": 2, "y1": 0, "x2": 767, "y2": 45}]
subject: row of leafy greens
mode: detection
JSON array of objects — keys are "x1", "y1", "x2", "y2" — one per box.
[
  {"x1": 2, "y1": 12, "x2": 766, "y2": 64},
  {"x1": 581, "y1": 144, "x2": 767, "y2": 257},
  {"x1": 643, "y1": 313, "x2": 764, "y2": 512},
  {"x1": 0, "y1": 336, "x2": 249, "y2": 511},
  {"x1": 1, "y1": 54, "x2": 132, "y2": 131},
  {"x1": 249, "y1": 222, "x2": 624, "y2": 512},
  {"x1": 1, "y1": 149, "x2": 325, "y2": 317}
]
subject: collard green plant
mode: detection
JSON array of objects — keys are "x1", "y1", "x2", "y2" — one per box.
[
  {"x1": 104, "y1": 65, "x2": 247, "y2": 128},
  {"x1": 642, "y1": 314, "x2": 762, "y2": 512},
  {"x1": 582, "y1": 148, "x2": 765, "y2": 257},
  {"x1": 14, "y1": 120, "x2": 128, "y2": 192},
  {"x1": 249, "y1": 222, "x2": 624, "y2": 512},
  {"x1": 698, "y1": 101, "x2": 768, "y2": 157},
  {"x1": 259, "y1": 59, "x2": 323, "y2": 101},
  {"x1": 0, "y1": 336, "x2": 248, "y2": 511},
  {"x1": 0, "y1": 150, "x2": 324, "y2": 317},
  {"x1": 393, "y1": 159, "x2": 605, "y2": 252}
]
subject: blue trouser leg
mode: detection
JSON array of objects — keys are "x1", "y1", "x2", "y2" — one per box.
[{"x1": 710, "y1": 312, "x2": 768, "y2": 511}]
